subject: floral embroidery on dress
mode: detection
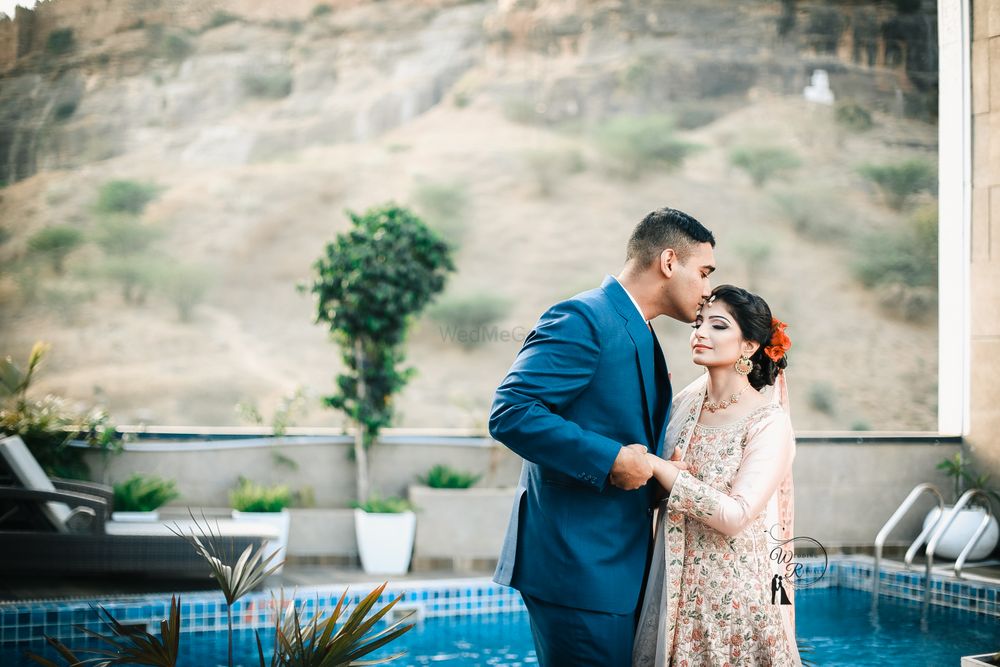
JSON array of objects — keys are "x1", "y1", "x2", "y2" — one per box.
[{"x1": 633, "y1": 378, "x2": 800, "y2": 667}]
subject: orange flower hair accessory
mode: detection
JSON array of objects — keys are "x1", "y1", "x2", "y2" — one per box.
[{"x1": 764, "y1": 318, "x2": 791, "y2": 362}]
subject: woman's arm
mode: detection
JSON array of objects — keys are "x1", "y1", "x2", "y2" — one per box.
[{"x1": 651, "y1": 412, "x2": 795, "y2": 537}]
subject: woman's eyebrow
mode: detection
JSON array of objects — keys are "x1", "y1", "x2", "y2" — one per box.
[{"x1": 709, "y1": 315, "x2": 731, "y2": 323}]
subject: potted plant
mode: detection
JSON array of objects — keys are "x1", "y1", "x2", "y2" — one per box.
[
  {"x1": 111, "y1": 473, "x2": 179, "y2": 521},
  {"x1": 923, "y1": 453, "x2": 1000, "y2": 560},
  {"x1": 353, "y1": 494, "x2": 417, "y2": 575},
  {"x1": 302, "y1": 203, "x2": 453, "y2": 574},
  {"x1": 230, "y1": 476, "x2": 293, "y2": 571}
]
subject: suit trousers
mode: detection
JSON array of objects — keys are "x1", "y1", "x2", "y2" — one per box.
[{"x1": 521, "y1": 592, "x2": 637, "y2": 667}]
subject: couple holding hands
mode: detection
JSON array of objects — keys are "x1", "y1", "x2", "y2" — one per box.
[{"x1": 490, "y1": 207, "x2": 801, "y2": 666}]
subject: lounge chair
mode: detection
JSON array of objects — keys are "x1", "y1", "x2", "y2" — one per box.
[{"x1": 0, "y1": 435, "x2": 280, "y2": 578}]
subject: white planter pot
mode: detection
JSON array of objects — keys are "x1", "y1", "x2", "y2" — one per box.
[
  {"x1": 923, "y1": 505, "x2": 999, "y2": 561},
  {"x1": 111, "y1": 510, "x2": 160, "y2": 522},
  {"x1": 354, "y1": 509, "x2": 416, "y2": 575},
  {"x1": 232, "y1": 508, "x2": 291, "y2": 573}
]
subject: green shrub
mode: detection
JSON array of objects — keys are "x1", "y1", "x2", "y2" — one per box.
[
  {"x1": 808, "y1": 382, "x2": 836, "y2": 415},
  {"x1": 96, "y1": 180, "x2": 159, "y2": 215},
  {"x1": 853, "y1": 205, "x2": 937, "y2": 289},
  {"x1": 858, "y1": 159, "x2": 936, "y2": 210},
  {"x1": 265, "y1": 19, "x2": 304, "y2": 33},
  {"x1": 771, "y1": 187, "x2": 842, "y2": 241},
  {"x1": 672, "y1": 106, "x2": 719, "y2": 130},
  {"x1": 729, "y1": 146, "x2": 801, "y2": 187},
  {"x1": 205, "y1": 11, "x2": 239, "y2": 30},
  {"x1": 524, "y1": 148, "x2": 585, "y2": 196},
  {"x1": 113, "y1": 473, "x2": 179, "y2": 512},
  {"x1": 46, "y1": 28, "x2": 75, "y2": 55},
  {"x1": 145, "y1": 25, "x2": 194, "y2": 62},
  {"x1": 413, "y1": 180, "x2": 469, "y2": 243},
  {"x1": 428, "y1": 292, "x2": 512, "y2": 349},
  {"x1": 311, "y1": 4, "x2": 333, "y2": 17},
  {"x1": 352, "y1": 493, "x2": 413, "y2": 513},
  {"x1": 27, "y1": 226, "x2": 84, "y2": 274},
  {"x1": 595, "y1": 115, "x2": 699, "y2": 179},
  {"x1": 229, "y1": 476, "x2": 293, "y2": 512},
  {"x1": 54, "y1": 100, "x2": 78, "y2": 121},
  {"x1": 154, "y1": 262, "x2": 213, "y2": 322},
  {"x1": 99, "y1": 255, "x2": 158, "y2": 304},
  {"x1": 242, "y1": 67, "x2": 293, "y2": 99},
  {"x1": 93, "y1": 215, "x2": 163, "y2": 256},
  {"x1": 835, "y1": 102, "x2": 873, "y2": 132},
  {"x1": 1, "y1": 343, "x2": 125, "y2": 479},
  {"x1": 418, "y1": 464, "x2": 481, "y2": 489}
]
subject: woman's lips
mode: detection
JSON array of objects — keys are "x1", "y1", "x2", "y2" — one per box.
[{"x1": 692, "y1": 344, "x2": 711, "y2": 351}]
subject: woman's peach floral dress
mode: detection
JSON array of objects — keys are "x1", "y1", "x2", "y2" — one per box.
[{"x1": 633, "y1": 374, "x2": 801, "y2": 667}]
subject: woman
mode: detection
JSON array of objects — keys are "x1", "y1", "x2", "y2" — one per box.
[{"x1": 633, "y1": 285, "x2": 801, "y2": 667}]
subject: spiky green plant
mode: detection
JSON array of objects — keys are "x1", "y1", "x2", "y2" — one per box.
[
  {"x1": 26, "y1": 513, "x2": 414, "y2": 667},
  {"x1": 27, "y1": 596, "x2": 181, "y2": 666},
  {"x1": 258, "y1": 585, "x2": 414, "y2": 667},
  {"x1": 170, "y1": 511, "x2": 283, "y2": 667},
  {"x1": 418, "y1": 464, "x2": 481, "y2": 489},
  {"x1": 113, "y1": 473, "x2": 179, "y2": 512}
]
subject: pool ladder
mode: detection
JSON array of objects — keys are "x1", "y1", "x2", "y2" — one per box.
[{"x1": 874, "y1": 483, "x2": 996, "y2": 604}]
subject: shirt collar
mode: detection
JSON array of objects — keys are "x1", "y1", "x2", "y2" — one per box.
[{"x1": 612, "y1": 276, "x2": 650, "y2": 325}]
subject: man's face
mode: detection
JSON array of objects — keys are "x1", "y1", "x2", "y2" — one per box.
[{"x1": 661, "y1": 242, "x2": 716, "y2": 323}]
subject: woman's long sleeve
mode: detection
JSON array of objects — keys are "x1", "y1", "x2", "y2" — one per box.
[{"x1": 666, "y1": 411, "x2": 795, "y2": 537}]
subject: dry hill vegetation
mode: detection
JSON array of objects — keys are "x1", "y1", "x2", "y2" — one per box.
[{"x1": 0, "y1": 0, "x2": 939, "y2": 432}]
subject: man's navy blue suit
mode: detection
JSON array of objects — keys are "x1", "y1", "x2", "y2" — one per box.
[{"x1": 489, "y1": 275, "x2": 673, "y2": 666}]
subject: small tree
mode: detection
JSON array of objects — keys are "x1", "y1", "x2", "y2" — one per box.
[
  {"x1": 27, "y1": 226, "x2": 84, "y2": 275},
  {"x1": 729, "y1": 146, "x2": 801, "y2": 188},
  {"x1": 858, "y1": 159, "x2": 936, "y2": 210},
  {"x1": 303, "y1": 204, "x2": 454, "y2": 503},
  {"x1": 96, "y1": 179, "x2": 159, "y2": 215}
]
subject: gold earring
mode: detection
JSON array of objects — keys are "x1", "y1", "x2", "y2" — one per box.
[{"x1": 735, "y1": 354, "x2": 753, "y2": 375}]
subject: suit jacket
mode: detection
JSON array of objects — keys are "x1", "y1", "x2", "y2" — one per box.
[{"x1": 489, "y1": 275, "x2": 673, "y2": 614}]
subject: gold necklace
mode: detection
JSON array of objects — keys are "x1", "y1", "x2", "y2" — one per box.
[{"x1": 703, "y1": 384, "x2": 751, "y2": 413}]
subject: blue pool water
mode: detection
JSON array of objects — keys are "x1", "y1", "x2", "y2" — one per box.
[{"x1": 6, "y1": 587, "x2": 999, "y2": 666}]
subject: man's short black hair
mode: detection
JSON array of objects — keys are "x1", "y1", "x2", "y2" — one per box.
[{"x1": 625, "y1": 207, "x2": 715, "y2": 268}]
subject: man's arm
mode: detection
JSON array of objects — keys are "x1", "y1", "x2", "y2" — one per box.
[{"x1": 489, "y1": 299, "x2": 650, "y2": 491}]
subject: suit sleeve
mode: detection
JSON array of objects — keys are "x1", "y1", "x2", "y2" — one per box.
[
  {"x1": 666, "y1": 411, "x2": 795, "y2": 536},
  {"x1": 488, "y1": 299, "x2": 622, "y2": 491}
]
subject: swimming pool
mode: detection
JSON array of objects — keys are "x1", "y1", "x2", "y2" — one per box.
[{"x1": 2, "y1": 557, "x2": 998, "y2": 666}]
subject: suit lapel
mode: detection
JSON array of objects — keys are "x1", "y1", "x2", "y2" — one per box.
[{"x1": 601, "y1": 276, "x2": 658, "y2": 443}]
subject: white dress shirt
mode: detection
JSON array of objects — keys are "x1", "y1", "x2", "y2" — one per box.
[{"x1": 613, "y1": 276, "x2": 651, "y2": 325}]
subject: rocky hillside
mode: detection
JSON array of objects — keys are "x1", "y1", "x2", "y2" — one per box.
[{"x1": 0, "y1": 0, "x2": 940, "y2": 432}]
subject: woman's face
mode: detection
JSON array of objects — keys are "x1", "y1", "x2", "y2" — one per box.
[{"x1": 689, "y1": 299, "x2": 758, "y2": 369}]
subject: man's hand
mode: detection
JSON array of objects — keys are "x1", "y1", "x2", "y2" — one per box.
[{"x1": 609, "y1": 444, "x2": 653, "y2": 490}]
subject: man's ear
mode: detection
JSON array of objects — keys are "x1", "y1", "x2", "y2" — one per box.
[{"x1": 660, "y1": 248, "x2": 677, "y2": 277}]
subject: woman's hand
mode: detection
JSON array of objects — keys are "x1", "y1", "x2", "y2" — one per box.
[{"x1": 645, "y1": 452, "x2": 683, "y2": 492}]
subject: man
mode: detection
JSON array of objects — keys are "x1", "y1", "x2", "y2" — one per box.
[{"x1": 489, "y1": 207, "x2": 717, "y2": 666}]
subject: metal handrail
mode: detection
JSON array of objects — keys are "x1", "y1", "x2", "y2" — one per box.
[
  {"x1": 925, "y1": 489, "x2": 996, "y2": 601},
  {"x1": 873, "y1": 483, "x2": 943, "y2": 598}
]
